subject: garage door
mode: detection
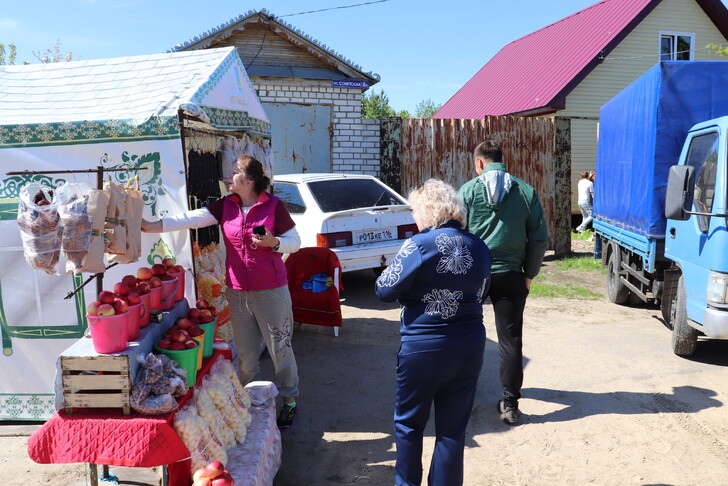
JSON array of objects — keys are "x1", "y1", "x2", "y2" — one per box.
[{"x1": 262, "y1": 102, "x2": 332, "y2": 174}]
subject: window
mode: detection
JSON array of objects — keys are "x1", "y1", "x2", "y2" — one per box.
[
  {"x1": 684, "y1": 132, "x2": 719, "y2": 232},
  {"x1": 660, "y1": 32, "x2": 694, "y2": 61},
  {"x1": 308, "y1": 179, "x2": 405, "y2": 213},
  {"x1": 272, "y1": 183, "x2": 307, "y2": 214}
]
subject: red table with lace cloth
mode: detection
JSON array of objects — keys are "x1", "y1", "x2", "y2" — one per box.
[{"x1": 28, "y1": 348, "x2": 232, "y2": 486}]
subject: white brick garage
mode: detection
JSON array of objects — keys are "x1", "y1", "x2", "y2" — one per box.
[{"x1": 173, "y1": 10, "x2": 381, "y2": 176}]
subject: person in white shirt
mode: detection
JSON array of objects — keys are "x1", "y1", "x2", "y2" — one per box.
[{"x1": 576, "y1": 171, "x2": 594, "y2": 232}]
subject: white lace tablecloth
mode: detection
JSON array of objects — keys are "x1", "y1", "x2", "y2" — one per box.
[{"x1": 226, "y1": 381, "x2": 282, "y2": 486}]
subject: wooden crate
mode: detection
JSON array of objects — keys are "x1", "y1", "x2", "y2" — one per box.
[{"x1": 61, "y1": 355, "x2": 132, "y2": 415}]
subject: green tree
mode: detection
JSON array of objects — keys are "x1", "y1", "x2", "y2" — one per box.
[
  {"x1": 361, "y1": 90, "x2": 410, "y2": 119},
  {"x1": 0, "y1": 43, "x2": 18, "y2": 65},
  {"x1": 414, "y1": 99, "x2": 442, "y2": 119}
]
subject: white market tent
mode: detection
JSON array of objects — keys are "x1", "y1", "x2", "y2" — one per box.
[{"x1": 0, "y1": 46, "x2": 269, "y2": 420}]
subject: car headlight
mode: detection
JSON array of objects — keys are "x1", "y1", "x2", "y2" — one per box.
[{"x1": 707, "y1": 271, "x2": 728, "y2": 307}]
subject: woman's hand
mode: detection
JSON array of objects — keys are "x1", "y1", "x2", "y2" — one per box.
[
  {"x1": 141, "y1": 218, "x2": 163, "y2": 233},
  {"x1": 252, "y1": 228, "x2": 280, "y2": 248}
]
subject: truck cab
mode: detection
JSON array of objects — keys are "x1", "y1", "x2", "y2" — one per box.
[{"x1": 664, "y1": 117, "x2": 728, "y2": 354}]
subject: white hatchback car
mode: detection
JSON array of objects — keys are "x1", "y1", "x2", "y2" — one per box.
[{"x1": 272, "y1": 173, "x2": 418, "y2": 273}]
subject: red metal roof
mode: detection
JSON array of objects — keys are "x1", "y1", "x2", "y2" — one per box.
[{"x1": 434, "y1": 0, "x2": 660, "y2": 118}]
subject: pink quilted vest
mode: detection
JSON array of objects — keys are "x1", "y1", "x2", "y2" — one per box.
[{"x1": 220, "y1": 192, "x2": 288, "y2": 291}]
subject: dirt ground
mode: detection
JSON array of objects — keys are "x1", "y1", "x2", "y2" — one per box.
[{"x1": 4, "y1": 240, "x2": 728, "y2": 485}]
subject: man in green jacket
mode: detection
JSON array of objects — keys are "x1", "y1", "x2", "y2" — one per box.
[{"x1": 458, "y1": 140, "x2": 548, "y2": 425}]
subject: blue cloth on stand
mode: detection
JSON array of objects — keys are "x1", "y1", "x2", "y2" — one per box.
[{"x1": 301, "y1": 273, "x2": 332, "y2": 293}]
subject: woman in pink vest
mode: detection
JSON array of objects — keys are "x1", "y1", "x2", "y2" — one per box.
[{"x1": 142, "y1": 155, "x2": 300, "y2": 429}]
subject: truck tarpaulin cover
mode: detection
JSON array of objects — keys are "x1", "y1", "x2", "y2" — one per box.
[{"x1": 595, "y1": 61, "x2": 728, "y2": 237}]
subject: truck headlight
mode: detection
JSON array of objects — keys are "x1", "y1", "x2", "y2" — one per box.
[{"x1": 707, "y1": 271, "x2": 728, "y2": 307}]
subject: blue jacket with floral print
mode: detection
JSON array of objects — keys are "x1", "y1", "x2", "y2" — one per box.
[{"x1": 375, "y1": 220, "x2": 491, "y2": 341}]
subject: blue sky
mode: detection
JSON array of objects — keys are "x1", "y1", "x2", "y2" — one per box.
[{"x1": 2, "y1": 0, "x2": 728, "y2": 113}]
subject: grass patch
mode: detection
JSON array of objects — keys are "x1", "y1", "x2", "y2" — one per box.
[
  {"x1": 571, "y1": 229, "x2": 594, "y2": 240},
  {"x1": 556, "y1": 255, "x2": 605, "y2": 273},
  {"x1": 529, "y1": 276, "x2": 602, "y2": 300}
]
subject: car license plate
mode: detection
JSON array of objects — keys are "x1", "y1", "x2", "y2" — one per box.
[{"x1": 353, "y1": 228, "x2": 395, "y2": 244}]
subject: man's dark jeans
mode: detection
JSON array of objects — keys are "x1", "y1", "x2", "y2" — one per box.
[{"x1": 487, "y1": 271, "x2": 529, "y2": 407}]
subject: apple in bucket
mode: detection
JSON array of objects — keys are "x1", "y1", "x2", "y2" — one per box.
[
  {"x1": 137, "y1": 267, "x2": 153, "y2": 280},
  {"x1": 98, "y1": 290, "x2": 115, "y2": 305},
  {"x1": 97, "y1": 303, "x2": 115, "y2": 316},
  {"x1": 113, "y1": 282, "x2": 129, "y2": 296},
  {"x1": 162, "y1": 257, "x2": 176, "y2": 268},
  {"x1": 151, "y1": 263, "x2": 167, "y2": 276},
  {"x1": 87, "y1": 301, "x2": 101, "y2": 316}
]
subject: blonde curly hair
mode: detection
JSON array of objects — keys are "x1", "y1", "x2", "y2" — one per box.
[{"x1": 408, "y1": 179, "x2": 467, "y2": 230}]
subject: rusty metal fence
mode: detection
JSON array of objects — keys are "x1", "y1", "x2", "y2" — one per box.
[{"x1": 380, "y1": 116, "x2": 571, "y2": 255}]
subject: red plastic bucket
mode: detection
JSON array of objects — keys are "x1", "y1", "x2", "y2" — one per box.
[
  {"x1": 127, "y1": 303, "x2": 144, "y2": 341},
  {"x1": 149, "y1": 286, "x2": 162, "y2": 311},
  {"x1": 159, "y1": 278, "x2": 179, "y2": 311},
  {"x1": 168, "y1": 269, "x2": 185, "y2": 303},
  {"x1": 138, "y1": 292, "x2": 151, "y2": 327},
  {"x1": 86, "y1": 312, "x2": 129, "y2": 354}
]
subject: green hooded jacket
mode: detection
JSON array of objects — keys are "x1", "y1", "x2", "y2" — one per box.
[{"x1": 458, "y1": 162, "x2": 548, "y2": 279}]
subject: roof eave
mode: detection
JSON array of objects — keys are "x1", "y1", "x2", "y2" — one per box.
[
  {"x1": 171, "y1": 10, "x2": 380, "y2": 84},
  {"x1": 697, "y1": 0, "x2": 728, "y2": 39}
]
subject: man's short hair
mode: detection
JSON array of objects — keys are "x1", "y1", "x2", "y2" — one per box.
[
  {"x1": 581, "y1": 171, "x2": 590, "y2": 179},
  {"x1": 474, "y1": 140, "x2": 502, "y2": 163}
]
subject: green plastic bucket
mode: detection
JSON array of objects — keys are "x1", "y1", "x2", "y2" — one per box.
[
  {"x1": 154, "y1": 343, "x2": 199, "y2": 386},
  {"x1": 198, "y1": 319, "x2": 216, "y2": 358}
]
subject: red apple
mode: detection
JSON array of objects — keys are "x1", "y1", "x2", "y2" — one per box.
[
  {"x1": 159, "y1": 274, "x2": 176, "y2": 281},
  {"x1": 176, "y1": 318, "x2": 193, "y2": 330},
  {"x1": 112, "y1": 298, "x2": 128, "y2": 315},
  {"x1": 196, "y1": 298, "x2": 210, "y2": 310},
  {"x1": 162, "y1": 257, "x2": 176, "y2": 268},
  {"x1": 200, "y1": 315, "x2": 214, "y2": 324},
  {"x1": 151, "y1": 263, "x2": 167, "y2": 276},
  {"x1": 121, "y1": 275, "x2": 138, "y2": 287},
  {"x1": 208, "y1": 306, "x2": 217, "y2": 317},
  {"x1": 193, "y1": 469, "x2": 208, "y2": 482},
  {"x1": 193, "y1": 477, "x2": 213, "y2": 486},
  {"x1": 97, "y1": 303, "x2": 115, "y2": 316},
  {"x1": 211, "y1": 471, "x2": 234, "y2": 486},
  {"x1": 157, "y1": 339, "x2": 172, "y2": 350},
  {"x1": 188, "y1": 325, "x2": 203, "y2": 337},
  {"x1": 185, "y1": 340, "x2": 198, "y2": 349},
  {"x1": 202, "y1": 461, "x2": 225, "y2": 480},
  {"x1": 169, "y1": 342, "x2": 185, "y2": 351},
  {"x1": 98, "y1": 290, "x2": 116, "y2": 305},
  {"x1": 149, "y1": 276, "x2": 162, "y2": 288},
  {"x1": 127, "y1": 292, "x2": 141, "y2": 306},
  {"x1": 113, "y1": 282, "x2": 129, "y2": 296},
  {"x1": 137, "y1": 267, "x2": 153, "y2": 280},
  {"x1": 169, "y1": 329, "x2": 188, "y2": 342},
  {"x1": 137, "y1": 281, "x2": 151, "y2": 294},
  {"x1": 172, "y1": 264, "x2": 185, "y2": 274},
  {"x1": 86, "y1": 301, "x2": 101, "y2": 316},
  {"x1": 188, "y1": 308, "x2": 201, "y2": 319},
  {"x1": 200, "y1": 309, "x2": 212, "y2": 317}
]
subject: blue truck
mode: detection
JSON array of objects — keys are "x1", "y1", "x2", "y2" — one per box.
[{"x1": 594, "y1": 61, "x2": 728, "y2": 356}]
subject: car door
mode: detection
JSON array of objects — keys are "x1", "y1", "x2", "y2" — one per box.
[{"x1": 665, "y1": 127, "x2": 722, "y2": 323}]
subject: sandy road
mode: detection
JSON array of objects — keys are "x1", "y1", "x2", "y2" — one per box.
[{"x1": 4, "y1": 254, "x2": 728, "y2": 485}]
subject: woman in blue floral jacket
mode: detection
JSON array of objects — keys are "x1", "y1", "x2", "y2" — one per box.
[{"x1": 376, "y1": 179, "x2": 491, "y2": 486}]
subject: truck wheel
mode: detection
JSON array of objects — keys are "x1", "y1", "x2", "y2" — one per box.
[
  {"x1": 607, "y1": 251, "x2": 629, "y2": 304},
  {"x1": 660, "y1": 271, "x2": 679, "y2": 328},
  {"x1": 671, "y1": 276, "x2": 697, "y2": 356}
]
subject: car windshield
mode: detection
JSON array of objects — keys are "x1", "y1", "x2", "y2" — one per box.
[{"x1": 308, "y1": 179, "x2": 405, "y2": 213}]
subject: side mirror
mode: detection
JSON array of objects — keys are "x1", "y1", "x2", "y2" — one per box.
[{"x1": 665, "y1": 165, "x2": 695, "y2": 220}]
